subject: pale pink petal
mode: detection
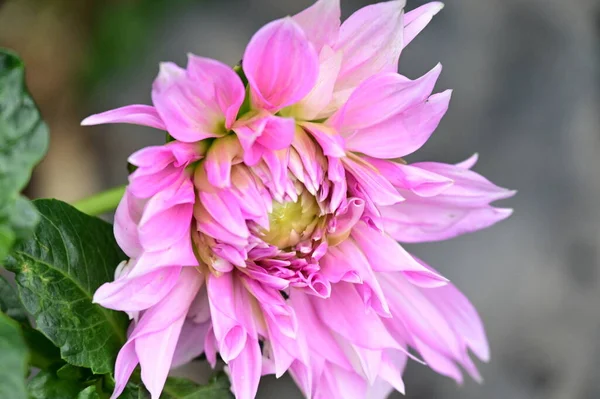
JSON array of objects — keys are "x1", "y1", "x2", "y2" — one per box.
[
  {"x1": 110, "y1": 341, "x2": 138, "y2": 399},
  {"x1": 82, "y1": 104, "x2": 166, "y2": 130},
  {"x1": 456, "y1": 153, "x2": 479, "y2": 169},
  {"x1": 152, "y1": 62, "x2": 226, "y2": 142},
  {"x1": 204, "y1": 135, "x2": 242, "y2": 188},
  {"x1": 292, "y1": 47, "x2": 343, "y2": 120},
  {"x1": 383, "y1": 201, "x2": 513, "y2": 243},
  {"x1": 355, "y1": 88, "x2": 450, "y2": 158},
  {"x1": 334, "y1": 0, "x2": 406, "y2": 91},
  {"x1": 404, "y1": 2, "x2": 445, "y2": 48},
  {"x1": 186, "y1": 54, "x2": 245, "y2": 129},
  {"x1": 367, "y1": 157, "x2": 454, "y2": 197},
  {"x1": 293, "y1": 0, "x2": 341, "y2": 52},
  {"x1": 300, "y1": 122, "x2": 345, "y2": 158},
  {"x1": 138, "y1": 178, "x2": 195, "y2": 251},
  {"x1": 342, "y1": 156, "x2": 404, "y2": 206},
  {"x1": 114, "y1": 190, "x2": 144, "y2": 258},
  {"x1": 243, "y1": 18, "x2": 319, "y2": 111},
  {"x1": 327, "y1": 197, "x2": 365, "y2": 245},
  {"x1": 171, "y1": 319, "x2": 211, "y2": 368},
  {"x1": 229, "y1": 338, "x2": 262, "y2": 399},
  {"x1": 351, "y1": 221, "x2": 448, "y2": 287},
  {"x1": 331, "y1": 66, "x2": 442, "y2": 134},
  {"x1": 310, "y1": 282, "x2": 400, "y2": 350},
  {"x1": 93, "y1": 266, "x2": 182, "y2": 312}
]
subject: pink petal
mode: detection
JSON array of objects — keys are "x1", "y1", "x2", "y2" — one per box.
[
  {"x1": 348, "y1": 88, "x2": 451, "y2": 158},
  {"x1": 186, "y1": 54, "x2": 245, "y2": 129},
  {"x1": 383, "y1": 201, "x2": 513, "y2": 243},
  {"x1": 351, "y1": 221, "x2": 448, "y2": 287},
  {"x1": 114, "y1": 190, "x2": 144, "y2": 258},
  {"x1": 243, "y1": 18, "x2": 319, "y2": 111},
  {"x1": 138, "y1": 178, "x2": 195, "y2": 251},
  {"x1": 342, "y1": 156, "x2": 404, "y2": 207},
  {"x1": 151, "y1": 62, "x2": 226, "y2": 142},
  {"x1": 229, "y1": 338, "x2": 262, "y2": 399},
  {"x1": 456, "y1": 153, "x2": 479, "y2": 169},
  {"x1": 81, "y1": 104, "x2": 166, "y2": 130},
  {"x1": 93, "y1": 266, "x2": 182, "y2": 312},
  {"x1": 171, "y1": 319, "x2": 211, "y2": 368},
  {"x1": 310, "y1": 282, "x2": 400, "y2": 350},
  {"x1": 292, "y1": 46, "x2": 343, "y2": 120},
  {"x1": 367, "y1": 158, "x2": 453, "y2": 197},
  {"x1": 293, "y1": 0, "x2": 341, "y2": 52},
  {"x1": 334, "y1": 0, "x2": 406, "y2": 91},
  {"x1": 300, "y1": 122, "x2": 345, "y2": 158},
  {"x1": 204, "y1": 135, "x2": 242, "y2": 188},
  {"x1": 403, "y1": 2, "x2": 445, "y2": 48},
  {"x1": 110, "y1": 341, "x2": 138, "y2": 399}
]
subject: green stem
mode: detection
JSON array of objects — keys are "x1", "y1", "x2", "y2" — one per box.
[{"x1": 72, "y1": 185, "x2": 126, "y2": 216}]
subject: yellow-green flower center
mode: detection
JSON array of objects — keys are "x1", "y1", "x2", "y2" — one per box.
[{"x1": 261, "y1": 191, "x2": 320, "y2": 249}]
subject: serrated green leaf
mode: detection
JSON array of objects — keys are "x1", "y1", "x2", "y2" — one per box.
[
  {"x1": 0, "y1": 312, "x2": 28, "y2": 399},
  {"x1": 5, "y1": 199, "x2": 129, "y2": 374},
  {"x1": 27, "y1": 370, "x2": 87, "y2": 399},
  {"x1": 0, "y1": 49, "x2": 49, "y2": 261},
  {"x1": 160, "y1": 373, "x2": 233, "y2": 399}
]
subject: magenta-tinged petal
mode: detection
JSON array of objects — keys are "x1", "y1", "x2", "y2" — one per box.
[
  {"x1": 152, "y1": 62, "x2": 226, "y2": 142},
  {"x1": 114, "y1": 190, "x2": 144, "y2": 258},
  {"x1": 292, "y1": 47, "x2": 343, "y2": 120},
  {"x1": 332, "y1": 66, "x2": 441, "y2": 134},
  {"x1": 198, "y1": 191, "x2": 249, "y2": 239},
  {"x1": 138, "y1": 178, "x2": 195, "y2": 252},
  {"x1": 412, "y1": 161, "x2": 516, "y2": 206},
  {"x1": 403, "y1": 2, "x2": 444, "y2": 48},
  {"x1": 334, "y1": 0, "x2": 406, "y2": 91},
  {"x1": 377, "y1": 350, "x2": 407, "y2": 395},
  {"x1": 186, "y1": 54, "x2": 245, "y2": 129},
  {"x1": 367, "y1": 157, "x2": 454, "y2": 197},
  {"x1": 256, "y1": 116, "x2": 296, "y2": 150},
  {"x1": 243, "y1": 18, "x2": 319, "y2": 111},
  {"x1": 204, "y1": 135, "x2": 242, "y2": 188},
  {"x1": 383, "y1": 201, "x2": 513, "y2": 243},
  {"x1": 342, "y1": 156, "x2": 404, "y2": 207},
  {"x1": 293, "y1": 0, "x2": 341, "y2": 52},
  {"x1": 351, "y1": 221, "x2": 448, "y2": 287},
  {"x1": 82, "y1": 104, "x2": 166, "y2": 130},
  {"x1": 229, "y1": 338, "x2": 262, "y2": 399},
  {"x1": 110, "y1": 341, "x2": 138, "y2": 399},
  {"x1": 171, "y1": 319, "x2": 211, "y2": 368},
  {"x1": 349, "y1": 88, "x2": 451, "y2": 158},
  {"x1": 93, "y1": 266, "x2": 182, "y2": 312},
  {"x1": 310, "y1": 282, "x2": 400, "y2": 350},
  {"x1": 301, "y1": 122, "x2": 345, "y2": 158},
  {"x1": 456, "y1": 153, "x2": 479, "y2": 169}
]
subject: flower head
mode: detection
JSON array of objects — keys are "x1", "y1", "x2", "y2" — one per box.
[{"x1": 84, "y1": 1, "x2": 514, "y2": 398}]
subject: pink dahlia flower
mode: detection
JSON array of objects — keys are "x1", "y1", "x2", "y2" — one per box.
[{"x1": 83, "y1": 1, "x2": 515, "y2": 398}]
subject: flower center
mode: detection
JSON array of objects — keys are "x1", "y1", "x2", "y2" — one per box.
[{"x1": 260, "y1": 190, "x2": 320, "y2": 249}]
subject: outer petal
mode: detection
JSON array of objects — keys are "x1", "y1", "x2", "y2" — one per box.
[
  {"x1": 81, "y1": 104, "x2": 166, "y2": 130},
  {"x1": 204, "y1": 135, "x2": 242, "y2": 188},
  {"x1": 403, "y1": 2, "x2": 445, "y2": 48},
  {"x1": 114, "y1": 190, "x2": 144, "y2": 258},
  {"x1": 243, "y1": 18, "x2": 319, "y2": 111},
  {"x1": 300, "y1": 122, "x2": 345, "y2": 158},
  {"x1": 346, "y1": 89, "x2": 451, "y2": 158},
  {"x1": 342, "y1": 156, "x2": 404, "y2": 207},
  {"x1": 293, "y1": 0, "x2": 341, "y2": 52},
  {"x1": 334, "y1": 0, "x2": 406, "y2": 91},
  {"x1": 186, "y1": 54, "x2": 245, "y2": 129},
  {"x1": 366, "y1": 158, "x2": 454, "y2": 197},
  {"x1": 93, "y1": 266, "x2": 182, "y2": 312},
  {"x1": 229, "y1": 338, "x2": 262, "y2": 399},
  {"x1": 152, "y1": 62, "x2": 228, "y2": 142}
]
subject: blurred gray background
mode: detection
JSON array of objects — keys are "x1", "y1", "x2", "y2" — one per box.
[{"x1": 1, "y1": 0, "x2": 599, "y2": 398}]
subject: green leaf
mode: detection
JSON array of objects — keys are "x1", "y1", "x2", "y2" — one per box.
[
  {"x1": 160, "y1": 373, "x2": 233, "y2": 399},
  {"x1": 0, "y1": 49, "x2": 49, "y2": 261},
  {"x1": 56, "y1": 364, "x2": 93, "y2": 382},
  {"x1": 27, "y1": 370, "x2": 87, "y2": 399},
  {"x1": 76, "y1": 385, "x2": 102, "y2": 399},
  {"x1": 5, "y1": 199, "x2": 129, "y2": 374},
  {"x1": 0, "y1": 274, "x2": 28, "y2": 322},
  {"x1": 0, "y1": 273, "x2": 62, "y2": 369},
  {"x1": 0, "y1": 313, "x2": 28, "y2": 399}
]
